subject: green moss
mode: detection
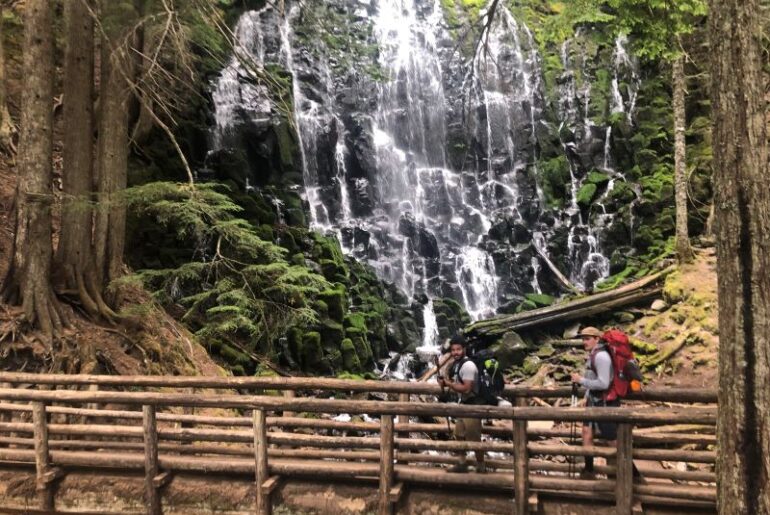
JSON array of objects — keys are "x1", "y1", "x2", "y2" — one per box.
[
  {"x1": 220, "y1": 344, "x2": 251, "y2": 368},
  {"x1": 301, "y1": 331, "x2": 324, "y2": 372},
  {"x1": 540, "y1": 155, "x2": 571, "y2": 208},
  {"x1": 340, "y1": 338, "x2": 362, "y2": 372},
  {"x1": 524, "y1": 293, "x2": 554, "y2": 307},
  {"x1": 319, "y1": 289, "x2": 347, "y2": 322},
  {"x1": 586, "y1": 170, "x2": 610, "y2": 185},
  {"x1": 576, "y1": 183, "x2": 598, "y2": 207},
  {"x1": 319, "y1": 320, "x2": 345, "y2": 351},
  {"x1": 344, "y1": 312, "x2": 367, "y2": 331},
  {"x1": 345, "y1": 327, "x2": 373, "y2": 366}
]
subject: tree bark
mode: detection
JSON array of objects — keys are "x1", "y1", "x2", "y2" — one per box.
[
  {"x1": 57, "y1": 0, "x2": 102, "y2": 317},
  {"x1": 709, "y1": 0, "x2": 770, "y2": 513},
  {"x1": 672, "y1": 53, "x2": 694, "y2": 263},
  {"x1": 0, "y1": 5, "x2": 16, "y2": 153},
  {"x1": 94, "y1": 0, "x2": 136, "y2": 305},
  {"x1": 1, "y1": 0, "x2": 64, "y2": 338}
]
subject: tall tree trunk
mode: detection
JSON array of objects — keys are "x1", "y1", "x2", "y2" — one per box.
[
  {"x1": 0, "y1": 5, "x2": 16, "y2": 153},
  {"x1": 1, "y1": 0, "x2": 66, "y2": 338},
  {"x1": 709, "y1": 0, "x2": 770, "y2": 513},
  {"x1": 57, "y1": 0, "x2": 105, "y2": 317},
  {"x1": 672, "y1": 53, "x2": 693, "y2": 263},
  {"x1": 94, "y1": 0, "x2": 136, "y2": 306}
]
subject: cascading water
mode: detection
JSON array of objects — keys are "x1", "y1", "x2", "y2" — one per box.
[{"x1": 209, "y1": 1, "x2": 644, "y2": 350}]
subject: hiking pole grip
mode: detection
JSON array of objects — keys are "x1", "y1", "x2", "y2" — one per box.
[{"x1": 571, "y1": 382, "x2": 579, "y2": 407}]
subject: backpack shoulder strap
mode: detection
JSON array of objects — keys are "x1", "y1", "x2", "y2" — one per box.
[{"x1": 451, "y1": 357, "x2": 470, "y2": 382}]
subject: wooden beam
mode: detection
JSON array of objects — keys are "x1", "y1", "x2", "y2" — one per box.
[
  {"x1": 152, "y1": 471, "x2": 173, "y2": 489},
  {"x1": 615, "y1": 423, "x2": 633, "y2": 515},
  {"x1": 0, "y1": 388, "x2": 718, "y2": 425},
  {"x1": 397, "y1": 394, "x2": 409, "y2": 425},
  {"x1": 378, "y1": 415, "x2": 394, "y2": 515},
  {"x1": 261, "y1": 476, "x2": 281, "y2": 495},
  {"x1": 388, "y1": 482, "x2": 404, "y2": 503},
  {"x1": 143, "y1": 405, "x2": 162, "y2": 515},
  {"x1": 514, "y1": 398, "x2": 529, "y2": 514},
  {"x1": 0, "y1": 372, "x2": 718, "y2": 403},
  {"x1": 32, "y1": 401, "x2": 53, "y2": 511},
  {"x1": 40, "y1": 466, "x2": 64, "y2": 484},
  {"x1": 253, "y1": 409, "x2": 270, "y2": 515}
]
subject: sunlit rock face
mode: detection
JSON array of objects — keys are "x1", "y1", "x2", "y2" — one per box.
[{"x1": 208, "y1": 0, "x2": 641, "y2": 341}]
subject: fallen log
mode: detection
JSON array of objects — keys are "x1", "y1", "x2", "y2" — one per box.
[{"x1": 465, "y1": 267, "x2": 672, "y2": 339}]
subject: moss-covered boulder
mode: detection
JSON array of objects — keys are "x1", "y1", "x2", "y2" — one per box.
[
  {"x1": 489, "y1": 331, "x2": 531, "y2": 370},
  {"x1": 318, "y1": 289, "x2": 347, "y2": 322},
  {"x1": 301, "y1": 331, "x2": 325, "y2": 372},
  {"x1": 345, "y1": 327, "x2": 373, "y2": 366},
  {"x1": 318, "y1": 320, "x2": 345, "y2": 352},
  {"x1": 340, "y1": 338, "x2": 362, "y2": 372}
]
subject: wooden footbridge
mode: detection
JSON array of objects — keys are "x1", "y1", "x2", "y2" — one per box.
[{"x1": 0, "y1": 373, "x2": 717, "y2": 514}]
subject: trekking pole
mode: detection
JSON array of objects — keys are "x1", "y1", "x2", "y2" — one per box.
[{"x1": 569, "y1": 382, "x2": 579, "y2": 478}]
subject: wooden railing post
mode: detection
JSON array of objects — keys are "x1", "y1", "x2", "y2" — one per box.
[
  {"x1": 32, "y1": 401, "x2": 54, "y2": 510},
  {"x1": 616, "y1": 422, "x2": 633, "y2": 515},
  {"x1": 397, "y1": 393, "x2": 409, "y2": 425},
  {"x1": 513, "y1": 397, "x2": 528, "y2": 514},
  {"x1": 378, "y1": 414, "x2": 394, "y2": 515},
  {"x1": 254, "y1": 408, "x2": 271, "y2": 515},
  {"x1": 282, "y1": 390, "x2": 296, "y2": 418},
  {"x1": 143, "y1": 405, "x2": 162, "y2": 515}
]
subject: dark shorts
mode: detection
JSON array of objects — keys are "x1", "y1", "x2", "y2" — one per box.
[{"x1": 583, "y1": 397, "x2": 620, "y2": 440}]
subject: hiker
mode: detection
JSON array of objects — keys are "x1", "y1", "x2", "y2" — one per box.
[
  {"x1": 570, "y1": 326, "x2": 618, "y2": 478},
  {"x1": 437, "y1": 334, "x2": 486, "y2": 473}
]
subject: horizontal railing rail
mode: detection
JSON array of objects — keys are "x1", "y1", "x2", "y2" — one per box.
[
  {"x1": 0, "y1": 376, "x2": 718, "y2": 515},
  {"x1": 0, "y1": 372, "x2": 718, "y2": 403}
]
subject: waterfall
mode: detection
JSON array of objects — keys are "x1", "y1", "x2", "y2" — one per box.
[
  {"x1": 209, "y1": 2, "x2": 644, "y2": 327},
  {"x1": 210, "y1": 9, "x2": 270, "y2": 151}
]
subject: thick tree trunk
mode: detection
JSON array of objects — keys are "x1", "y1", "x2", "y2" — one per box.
[
  {"x1": 1, "y1": 0, "x2": 65, "y2": 338},
  {"x1": 672, "y1": 53, "x2": 693, "y2": 263},
  {"x1": 94, "y1": 0, "x2": 135, "y2": 305},
  {"x1": 57, "y1": 0, "x2": 103, "y2": 317},
  {"x1": 709, "y1": 0, "x2": 770, "y2": 513},
  {"x1": 0, "y1": 5, "x2": 16, "y2": 153}
]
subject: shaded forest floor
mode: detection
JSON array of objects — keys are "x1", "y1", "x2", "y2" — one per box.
[{"x1": 0, "y1": 150, "x2": 225, "y2": 377}]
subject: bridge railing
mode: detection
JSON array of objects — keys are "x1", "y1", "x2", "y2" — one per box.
[{"x1": 0, "y1": 374, "x2": 717, "y2": 515}]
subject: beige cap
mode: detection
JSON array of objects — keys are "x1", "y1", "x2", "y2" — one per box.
[{"x1": 577, "y1": 326, "x2": 603, "y2": 338}]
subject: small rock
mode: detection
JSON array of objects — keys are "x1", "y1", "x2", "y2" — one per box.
[
  {"x1": 615, "y1": 311, "x2": 636, "y2": 323},
  {"x1": 563, "y1": 322, "x2": 581, "y2": 339},
  {"x1": 651, "y1": 299, "x2": 668, "y2": 312}
]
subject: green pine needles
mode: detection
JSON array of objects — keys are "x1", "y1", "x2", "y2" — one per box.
[{"x1": 124, "y1": 182, "x2": 332, "y2": 366}]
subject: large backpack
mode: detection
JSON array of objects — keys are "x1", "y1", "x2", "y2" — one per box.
[
  {"x1": 452, "y1": 349, "x2": 505, "y2": 405},
  {"x1": 590, "y1": 329, "x2": 644, "y2": 401}
]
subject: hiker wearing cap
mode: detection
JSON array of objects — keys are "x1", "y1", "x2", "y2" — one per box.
[
  {"x1": 437, "y1": 334, "x2": 485, "y2": 473},
  {"x1": 570, "y1": 326, "x2": 618, "y2": 478}
]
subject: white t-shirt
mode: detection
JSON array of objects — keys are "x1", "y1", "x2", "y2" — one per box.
[{"x1": 454, "y1": 359, "x2": 479, "y2": 403}]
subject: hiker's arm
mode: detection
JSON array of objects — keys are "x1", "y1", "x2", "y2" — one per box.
[
  {"x1": 578, "y1": 352, "x2": 612, "y2": 391},
  {"x1": 446, "y1": 378, "x2": 473, "y2": 394}
]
